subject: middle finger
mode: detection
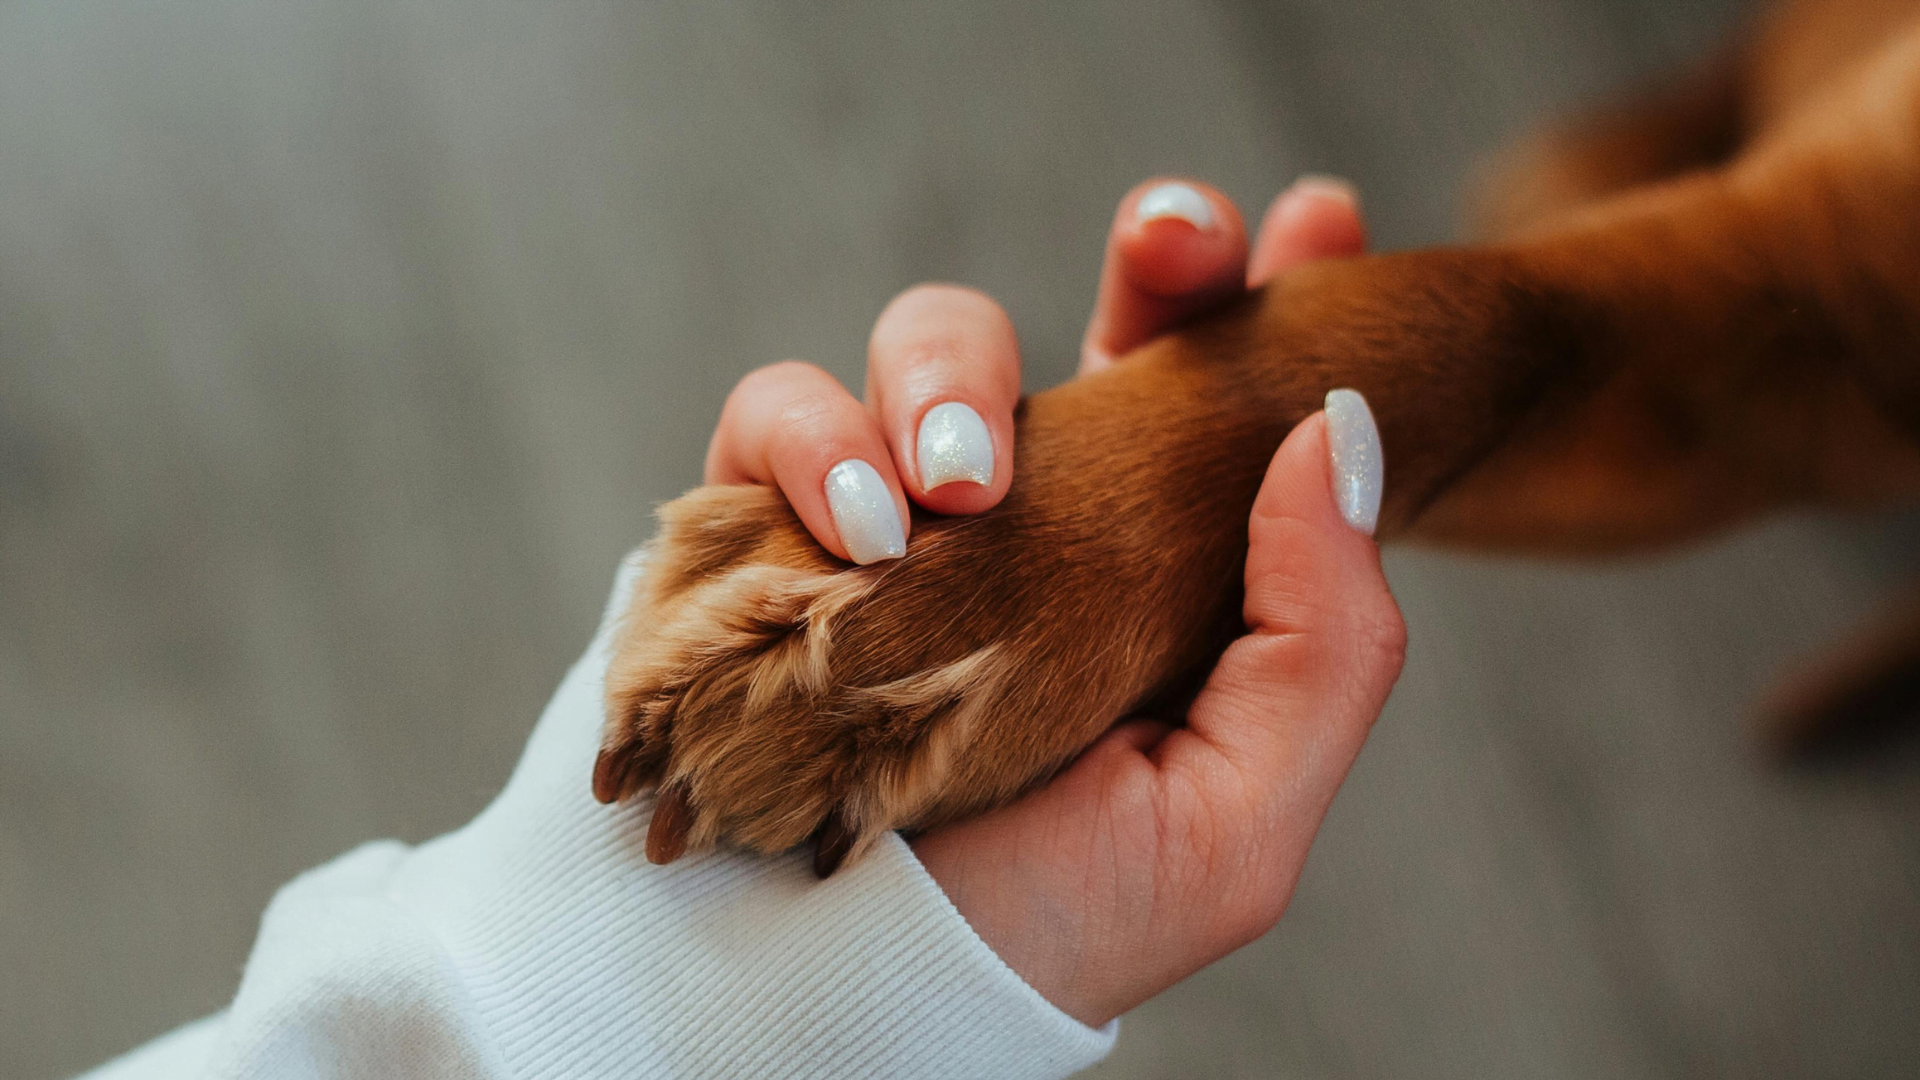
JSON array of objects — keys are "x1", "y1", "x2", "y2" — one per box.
[{"x1": 867, "y1": 284, "x2": 1021, "y2": 516}]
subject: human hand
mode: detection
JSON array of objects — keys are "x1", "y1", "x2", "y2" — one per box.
[
  {"x1": 704, "y1": 175, "x2": 1393, "y2": 1027},
  {"x1": 903, "y1": 178, "x2": 1399, "y2": 1027},
  {"x1": 702, "y1": 176, "x2": 1366, "y2": 561},
  {"x1": 910, "y1": 395, "x2": 1403, "y2": 1026}
]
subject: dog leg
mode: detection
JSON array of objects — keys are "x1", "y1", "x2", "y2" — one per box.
[
  {"x1": 598, "y1": 27, "x2": 1920, "y2": 867},
  {"x1": 593, "y1": 245, "x2": 1587, "y2": 872}
]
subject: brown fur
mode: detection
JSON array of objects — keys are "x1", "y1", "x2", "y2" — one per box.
[{"x1": 599, "y1": 0, "x2": 1920, "y2": 871}]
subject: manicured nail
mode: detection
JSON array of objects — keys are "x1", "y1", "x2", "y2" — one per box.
[
  {"x1": 1291, "y1": 173, "x2": 1361, "y2": 210},
  {"x1": 1136, "y1": 181, "x2": 1215, "y2": 229},
  {"x1": 916, "y1": 402, "x2": 994, "y2": 491},
  {"x1": 825, "y1": 459, "x2": 907, "y2": 564},
  {"x1": 1324, "y1": 388, "x2": 1382, "y2": 535}
]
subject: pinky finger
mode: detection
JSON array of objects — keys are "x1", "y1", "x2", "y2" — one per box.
[{"x1": 1247, "y1": 175, "x2": 1367, "y2": 286}]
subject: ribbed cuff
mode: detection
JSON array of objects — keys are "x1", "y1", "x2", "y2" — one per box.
[{"x1": 375, "y1": 551, "x2": 1117, "y2": 1078}]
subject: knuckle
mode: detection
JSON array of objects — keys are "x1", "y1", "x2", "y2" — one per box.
[
  {"x1": 873, "y1": 291, "x2": 1019, "y2": 396},
  {"x1": 766, "y1": 401, "x2": 854, "y2": 461},
  {"x1": 895, "y1": 347, "x2": 988, "y2": 401},
  {"x1": 1245, "y1": 506, "x2": 1317, "y2": 560},
  {"x1": 1354, "y1": 598, "x2": 1409, "y2": 677},
  {"x1": 1244, "y1": 545, "x2": 1325, "y2": 628},
  {"x1": 1215, "y1": 632, "x2": 1317, "y2": 700},
  {"x1": 730, "y1": 363, "x2": 844, "y2": 427}
]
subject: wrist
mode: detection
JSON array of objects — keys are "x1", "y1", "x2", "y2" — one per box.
[{"x1": 911, "y1": 829, "x2": 1123, "y2": 1028}]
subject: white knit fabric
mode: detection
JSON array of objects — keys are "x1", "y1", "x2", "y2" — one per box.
[{"x1": 81, "y1": 552, "x2": 1116, "y2": 1079}]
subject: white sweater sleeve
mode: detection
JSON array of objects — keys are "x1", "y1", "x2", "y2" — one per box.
[{"x1": 79, "y1": 552, "x2": 1117, "y2": 1080}]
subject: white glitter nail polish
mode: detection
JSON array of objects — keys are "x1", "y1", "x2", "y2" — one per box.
[
  {"x1": 916, "y1": 402, "x2": 994, "y2": 491},
  {"x1": 824, "y1": 459, "x2": 906, "y2": 564},
  {"x1": 1136, "y1": 182, "x2": 1215, "y2": 229},
  {"x1": 1290, "y1": 173, "x2": 1361, "y2": 210},
  {"x1": 1324, "y1": 388, "x2": 1383, "y2": 535}
]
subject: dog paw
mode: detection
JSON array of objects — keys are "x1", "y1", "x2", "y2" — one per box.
[
  {"x1": 592, "y1": 436, "x2": 1251, "y2": 873},
  {"x1": 594, "y1": 484, "x2": 1075, "y2": 875},
  {"x1": 590, "y1": 330, "x2": 1305, "y2": 874}
]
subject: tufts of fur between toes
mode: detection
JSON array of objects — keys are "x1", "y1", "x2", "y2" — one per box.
[{"x1": 597, "y1": 485, "x2": 1011, "y2": 872}]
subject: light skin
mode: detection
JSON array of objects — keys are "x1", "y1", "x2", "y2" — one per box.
[{"x1": 706, "y1": 177, "x2": 1403, "y2": 1026}]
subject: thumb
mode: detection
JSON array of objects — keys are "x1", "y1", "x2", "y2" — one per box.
[{"x1": 1179, "y1": 391, "x2": 1406, "y2": 800}]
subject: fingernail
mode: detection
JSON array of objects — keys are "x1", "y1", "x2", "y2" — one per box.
[
  {"x1": 825, "y1": 459, "x2": 907, "y2": 564},
  {"x1": 916, "y1": 402, "x2": 994, "y2": 490},
  {"x1": 1290, "y1": 173, "x2": 1361, "y2": 210},
  {"x1": 1136, "y1": 181, "x2": 1215, "y2": 229},
  {"x1": 1324, "y1": 388, "x2": 1383, "y2": 535}
]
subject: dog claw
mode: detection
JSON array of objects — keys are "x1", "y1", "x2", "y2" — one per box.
[
  {"x1": 591, "y1": 746, "x2": 632, "y2": 804},
  {"x1": 587, "y1": 745, "x2": 648, "y2": 803},
  {"x1": 646, "y1": 783, "x2": 694, "y2": 864}
]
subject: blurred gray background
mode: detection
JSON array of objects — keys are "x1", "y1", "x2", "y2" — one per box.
[{"x1": 5, "y1": 1, "x2": 1918, "y2": 1077}]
